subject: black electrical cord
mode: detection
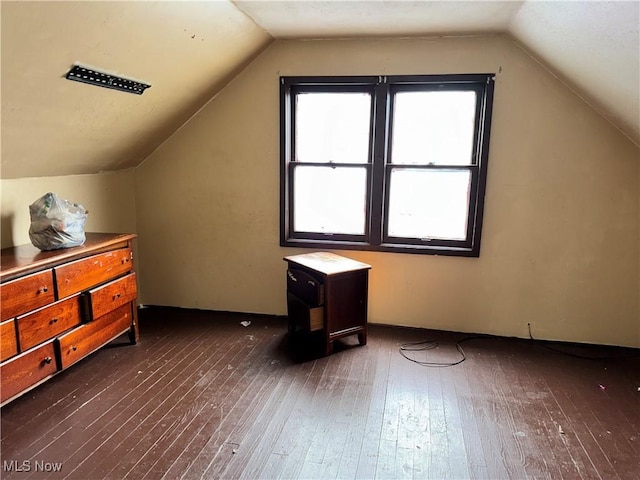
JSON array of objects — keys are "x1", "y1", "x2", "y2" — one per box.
[
  {"x1": 399, "y1": 335, "x2": 492, "y2": 367},
  {"x1": 399, "y1": 326, "x2": 640, "y2": 368},
  {"x1": 527, "y1": 323, "x2": 640, "y2": 361}
]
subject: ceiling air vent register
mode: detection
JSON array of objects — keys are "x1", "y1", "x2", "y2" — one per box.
[{"x1": 65, "y1": 65, "x2": 151, "y2": 95}]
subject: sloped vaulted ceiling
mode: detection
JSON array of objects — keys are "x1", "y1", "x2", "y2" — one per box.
[
  {"x1": 508, "y1": 1, "x2": 639, "y2": 150},
  {"x1": 1, "y1": 1, "x2": 638, "y2": 180},
  {"x1": 0, "y1": 0, "x2": 273, "y2": 179},
  {"x1": 234, "y1": 0, "x2": 640, "y2": 145}
]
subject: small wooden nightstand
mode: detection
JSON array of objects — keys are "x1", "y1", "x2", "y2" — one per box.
[{"x1": 284, "y1": 252, "x2": 371, "y2": 356}]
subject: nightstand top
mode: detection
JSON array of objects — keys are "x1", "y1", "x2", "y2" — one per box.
[{"x1": 284, "y1": 252, "x2": 371, "y2": 276}]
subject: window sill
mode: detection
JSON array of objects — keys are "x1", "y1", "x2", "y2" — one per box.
[{"x1": 281, "y1": 238, "x2": 479, "y2": 257}]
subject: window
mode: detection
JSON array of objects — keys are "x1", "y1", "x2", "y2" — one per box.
[{"x1": 280, "y1": 74, "x2": 495, "y2": 257}]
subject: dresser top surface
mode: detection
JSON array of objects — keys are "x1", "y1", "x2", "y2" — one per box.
[
  {"x1": 1, "y1": 232, "x2": 136, "y2": 281},
  {"x1": 284, "y1": 252, "x2": 371, "y2": 276}
]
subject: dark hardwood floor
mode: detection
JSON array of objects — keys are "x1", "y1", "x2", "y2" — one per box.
[{"x1": 1, "y1": 306, "x2": 639, "y2": 480}]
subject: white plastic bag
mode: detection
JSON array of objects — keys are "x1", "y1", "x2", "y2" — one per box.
[{"x1": 29, "y1": 192, "x2": 88, "y2": 251}]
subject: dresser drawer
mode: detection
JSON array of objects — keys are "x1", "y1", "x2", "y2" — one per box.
[
  {"x1": 0, "y1": 341, "x2": 57, "y2": 403},
  {"x1": 85, "y1": 273, "x2": 137, "y2": 320},
  {"x1": 58, "y1": 304, "x2": 132, "y2": 369},
  {"x1": 287, "y1": 269, "x2": 324, "y2": 307},
  {"x1": 55, "y1": 247, "x2": 133, "y2": 299},
  {"x1": 287, "y1": 292, "x2": 324, "y2": 332},
  {"x1": 17, "y1": 295, "x2": 82, "y2": 351},
  {"x1": 1, "y1": 270, "x2": 55, "y2": 321},
  {"x1": 1, "y1": 319, "x2": 18, "y2": 362}
]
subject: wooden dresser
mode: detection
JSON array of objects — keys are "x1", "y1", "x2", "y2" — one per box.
[
  {"x1": 0, "y1": 233, "x2": 138, "y2": 406},
  {"x1": 284, "y1": 252, "x2": 371, "y2": 356}
]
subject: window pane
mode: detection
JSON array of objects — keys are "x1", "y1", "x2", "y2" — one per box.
[
  {"x1": 391, "y1": 91, "x2": 477, "y2": 165},
  {"x1": 296, "y1": 92, "x2": 371, "y2": 164},
  {"x1": 387, "y1": 169, "x2": 471, "y2": 240},
  {"x1": 293, "y1": 166, "x2": 367, "y2": 235}
]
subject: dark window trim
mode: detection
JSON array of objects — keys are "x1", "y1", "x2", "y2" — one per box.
[{"x1": 280, "y1": 74, "x2": 495, "y2": 257}]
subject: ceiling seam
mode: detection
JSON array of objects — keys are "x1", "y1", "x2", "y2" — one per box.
[
  {"x1": 134, "y1": 38, "x2": 276, "y2": 173},
  {"x1": 230, "y1": 0, "x2": 275, "y2": 41},
  {"x1": 505, "y1": 33, "x2": 639, "y2": 148},
  {"x1": 281, "y1": 32, "x2": 504, "y2": 42}
]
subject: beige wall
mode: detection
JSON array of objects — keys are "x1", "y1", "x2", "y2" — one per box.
[
  {"x1": 1, "y1": 171, "x2": 137, "y2": 249},
  {"x1": 134, "y1": 36, "x2": 640, "y2": 347}
]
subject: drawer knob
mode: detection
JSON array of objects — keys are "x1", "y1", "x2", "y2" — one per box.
[
  {"x1": 38, "y1": 286, "x2": 48, "y2": 294},
  {"x1": 121, "y1": 258, "x2": 130, "y2": 264},
  {"x1": 113, "y1": 293, "x2": 121, "y2": 300},
  {"x1": 43, "y1": 356, "x2": 52, "y2": 364},
  {"x1": 50, "y1": 318, "x2": 58, "y2": 324},
  {"x1": 71, "y1": 346, "x2": 77, "y2": 352}
]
